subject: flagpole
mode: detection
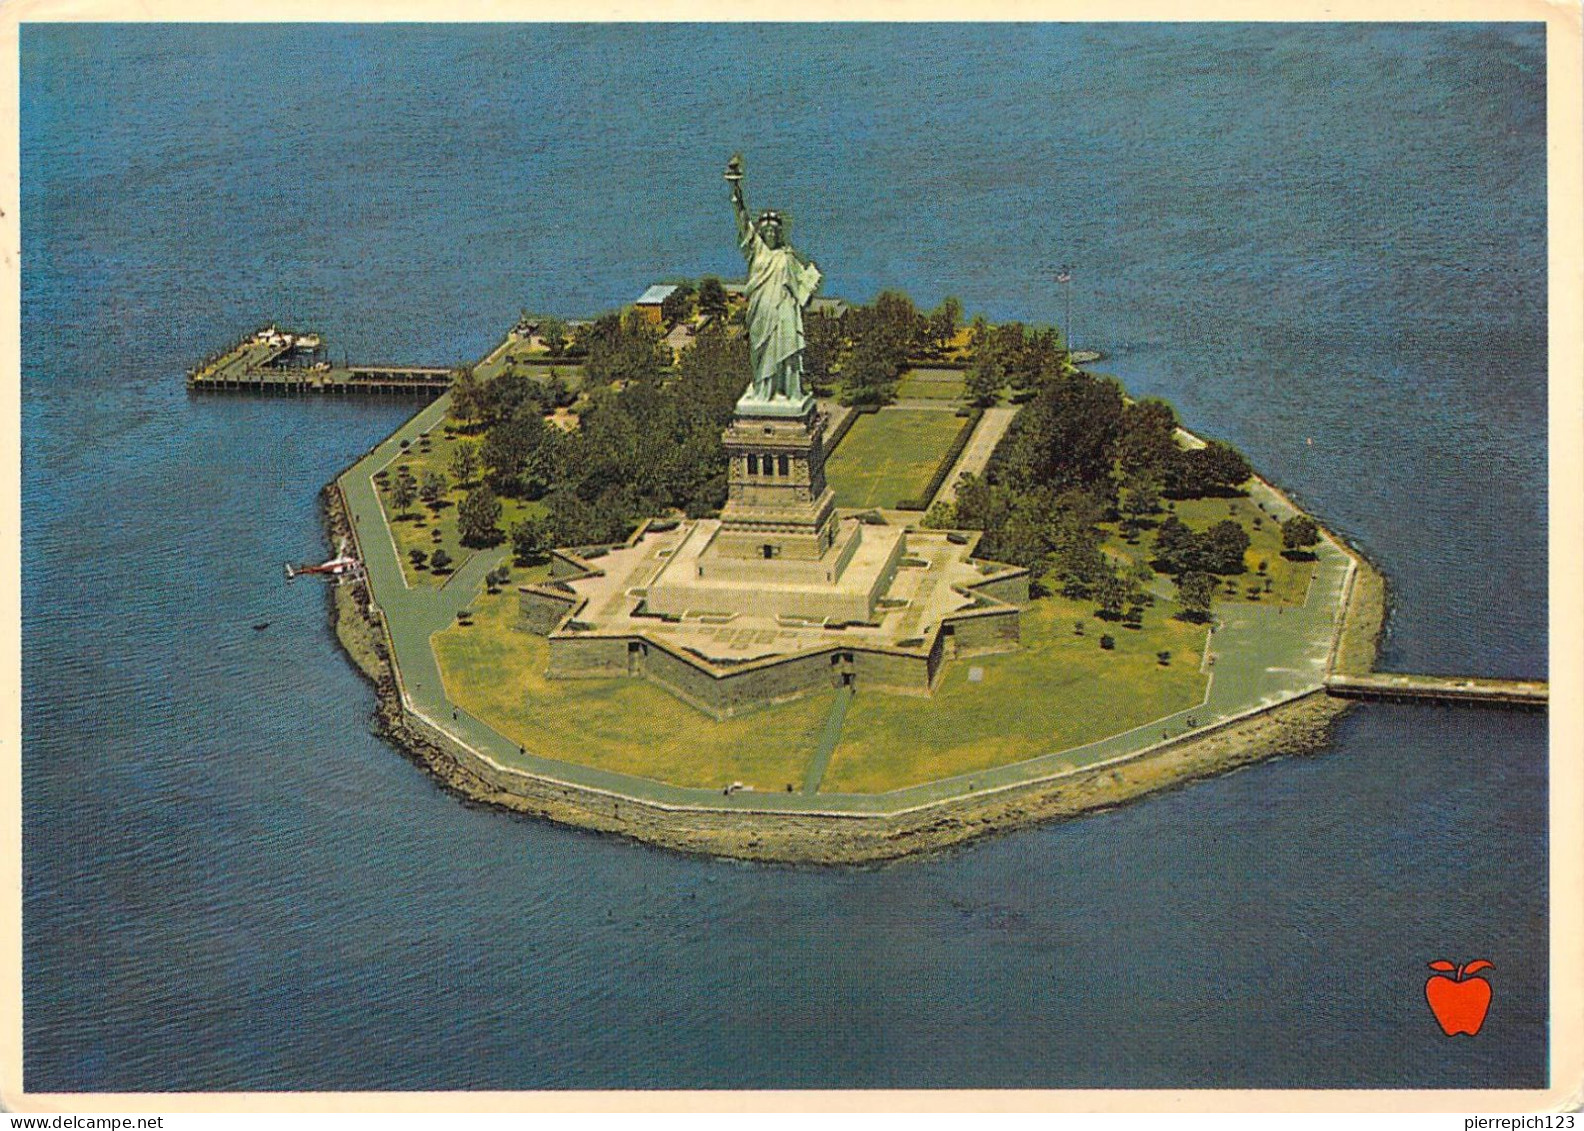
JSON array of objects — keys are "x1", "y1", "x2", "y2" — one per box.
[{"x1": 1057, "y1": 263, "x2": 1074, "y2": 361}]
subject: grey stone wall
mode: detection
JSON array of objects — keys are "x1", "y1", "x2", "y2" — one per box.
[
  {"x1": 519, "y1": 586, "x2": 578, "y2": 636},
  {"x1": 547, "y1": 635, "x2": 633, "y2": 678},
  {"x1": 947, "y1": 607, "x2": 1022, "y2": 654},
  {"x1": 972, "y1": 570, "x2": 1030, "y2": 604}
]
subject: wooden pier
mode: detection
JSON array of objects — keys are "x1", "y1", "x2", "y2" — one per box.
[
  {"x1": 1324, "y1": 672, "x2": 1547, "y2": 710},
  {"x1": 187, "y1": 326, "x2": 453, "y2": 398}
]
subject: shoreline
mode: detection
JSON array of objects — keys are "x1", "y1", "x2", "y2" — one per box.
[{"x1": 322, "y1": 471, "x2": 1389, "y2": 865}]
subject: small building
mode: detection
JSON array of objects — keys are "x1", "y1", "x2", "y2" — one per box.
[{"x1": 634, "y1": 284, "x2": 679, "y2": 325}]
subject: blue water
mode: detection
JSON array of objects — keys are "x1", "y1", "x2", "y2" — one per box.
[{"x1": 21, "y1": 24, "x2": 1548, "y2": 1090}]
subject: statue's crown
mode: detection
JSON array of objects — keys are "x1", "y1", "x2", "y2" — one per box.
[{"x1": 758, "y1": 210, "x2": 783, "y2": 223}]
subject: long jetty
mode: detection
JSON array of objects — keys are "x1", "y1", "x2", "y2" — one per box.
[
  {"x1": 1324, "y1": 672, "x2": 1547, "y2": 711},
  {"x1": 187, "y1": 326, "x2": 453, "y2": 398}
]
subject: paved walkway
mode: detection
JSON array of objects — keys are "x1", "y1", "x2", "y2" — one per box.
[
  {"x1": 803, "y1": 687, "x2": 855, "y2": 794},
  {"x1": 339, "y1": 399, "x2": 1353, "y2": 816},
  {"x1": 933, "y1": 406, "x2": 1017, "y2": 507}
]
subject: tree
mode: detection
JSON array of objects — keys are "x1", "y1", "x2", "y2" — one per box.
[
  {"x1": 1095, "y1": 567, "x2": 1128, "y2": 621},
  {"x1": 673, "y1": 323, "x2": 751, "y2": 427},
  {"x1": 922, "y1": 500, "x2": 957, "y2": 529},
  {"x1": 966, "y1": 353, "x2": 1005, "y2": 408},
  {"x1": 457, "y1": 485, "x2": 504, "y2": 548},
  {"x1": 1118, "y1": 398, "x2": 1179, "y2": 475},
  {"x1": 927, "y1": 296, "x2": 962, "y2": 354},
  {"x1": 450, "y1": 440, "x2": 479, "y2": 487},
  {"x1": 449, "y1": 368, "x2": 483, "y2": 427},
  {"x1": 408, "y1": 548, "x2": 428, "y2": 570},
  {"x1": 839, "y1": 332, "x2": 903, "y2": 406},
  {"x1": 1153, "y1": 515, "x2": 1200, "y2": 575},
  {"x1": 1282, "y1": 514, "x2": 1321, "y2": 556},
  {"x1": 801, "y1": 308, "x2": 843, "y2": 393},
  {"x1": 1122, "y1": 470, "x2": 1163, "y2": 525},
  {"x1": 660, "y1": 283, "x2": 694, "y2": 326},
  {"x1": 481, "y1": 409, "x2": 556, "y2": 499},
  {"x1": 429, "y1": 548, "x2": 452, "y2": 573},
  {"x1": 420, "y1": 471, "x2": 449, "y2": 509},
  {"x1": 511, "y1": 515, "x2": 550, "y2": 565},
  {"x1": 698, "y1": 276, "x2": 728, "y2": 319},
  {"x1": 584, "y1": 311, "x2": 669, "y2": 385},
  {"x1": 995, "y1": 370, "x2": 1125, "y2": 495},
  {"x1": 1200, "y1": 440, "x2": 1252, "y2": 490},
  {"x1": 1177, "y1": 571, "x2": 1216, "y2": 622},
  {"x1": 540, "y1": 317, "x2": 568, "y2": 358},
  {"x1": 390, "y1": 471, "x2": 417, "y2": 519},
  {"x1": 1203, "y1": 519, "x2": 1251, "y2": 574},
  {"x1": 1165, "y1": 439, "x2": 1252, "y2": 498}
]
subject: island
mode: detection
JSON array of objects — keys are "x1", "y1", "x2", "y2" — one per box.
[{"x1": 193, "y1": 158, "x2": 1541, "y2": 864}]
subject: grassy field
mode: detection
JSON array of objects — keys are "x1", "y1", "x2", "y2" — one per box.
[
  {"x1": 1097, "y1": 494, "x2": 1318, "y2": 608},
  {"x1": 896, "y1": 367, "x2": 967, "y2": 401},
  {"x1": 432, "y1": 589, "x2": 832, "y2": 792},
  {"x1": 431, "y1": 579, "x2": 1209, "y2": 797},
  {"x1": 825, "y1": 408, "x2": 968, "y2": 509},
  {"x1": 374, "y1": 426, "x2": 547, "y2": 588},
  {"x1": 819, "y1": 593, "x2": 1210, "y2": 793}
]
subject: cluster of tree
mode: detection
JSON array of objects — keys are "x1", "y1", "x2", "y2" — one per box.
[
  {"x1": 1153, "y1": 516, "x2": 1251, "y2": 576},
  {"x1": 580, "y1": 311, "x2": 672, "y2": 387},
  {"x1": 451, "y1": 366, "x2": 576, "y2": 428},
  {"x1": 1281, "y1": 514, "x2": 1321, "y2": 557},
  {"x1": 449, "y1": 322, "x2": 751, "y2": 549},
  {"x1": 409, "y1": 546, "x2": 453, "y2": 574},
  {"x1": 1161, "y1": 440, "x2": 1252, "y2": 499},
  {"x1": 458, "y1": 484, "x2": 504, "y2": 548},
  {"x1": 659, "y1": 283, "x2": 695, "y2": 326},
  {"x1": 836, "y1": 291, "x2": 925, "y2": 406},
  {"x1": 818, "y1": 292, "x2": 963, "y2": 406},
  {"x1": 964, "y1": 318, "x2": 1067, "y2": 407},
  {"x1": 948, "y1": 341, "x2": 1257, "y2": 623},
  {"x1": 1174, "y1": 571, "x2": 1217, "y2": 623},
  {"x1": 537, "y1": 317, "x2": 579, "y2": 359}
]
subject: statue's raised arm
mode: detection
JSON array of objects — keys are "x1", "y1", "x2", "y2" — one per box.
[{"x1": 726, "y1": 154, "x2": 754, "y2": 255}]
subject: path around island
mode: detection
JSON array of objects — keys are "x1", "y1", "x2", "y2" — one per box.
[{"x1": 335, "y1": 394, "x2": 1355, "y2": 826}]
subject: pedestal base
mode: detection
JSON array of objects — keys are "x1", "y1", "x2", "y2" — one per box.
[{"x1": 735, "y1": 389, "x2": 816, "y2": 419}]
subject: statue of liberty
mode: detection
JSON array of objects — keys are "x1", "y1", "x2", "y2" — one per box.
[{"x1": 726, "y1": 155, "x2": 822, "y2": 408}]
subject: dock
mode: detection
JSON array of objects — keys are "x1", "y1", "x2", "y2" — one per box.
[
  {"x1": 1324, "y1": 672, "x2": 1547, "y2": 710},
  {"x1": 187, "y1": 326, "x2": 453, "y2": 398}
]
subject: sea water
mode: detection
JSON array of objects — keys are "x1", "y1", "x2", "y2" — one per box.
[{"x1": 21, "y1": 23, "x2": 1547, "y2": 1089}]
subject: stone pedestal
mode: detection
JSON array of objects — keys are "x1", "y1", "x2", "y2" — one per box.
[{"x1": 718, "y1": 400, "x2": 837, "y2": 559}]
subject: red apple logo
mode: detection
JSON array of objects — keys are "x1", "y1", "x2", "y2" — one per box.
[{"x1": 1425, "y1": 959, "x2": 1494, "y2": 1036}]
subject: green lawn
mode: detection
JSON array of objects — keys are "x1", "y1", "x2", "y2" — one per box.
[
  {"x1": 434, "y1": 580, "x2": 1208, "y2": 797},
  {"x1": 374, "y1": 427, "x2": 547, "y2": 588},
  {"x1": 825, "y1": 408, "x2": 968, "y2": 509},
  {"x1": 896, "y1": 367, "x2": 967, "y2": 401},
  {"x1": 432, "y1": 590, "x2": 832, "y2": 792},
  {"x1": 820, "y1": 593, "x2": 1210, "y2": 793}
]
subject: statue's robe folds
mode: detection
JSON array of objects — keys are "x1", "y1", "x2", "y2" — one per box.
[{"x1": 740, "y1": 223, "x2": 822, "y2": 400}]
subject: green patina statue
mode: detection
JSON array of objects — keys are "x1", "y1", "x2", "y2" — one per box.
[{"x1": 727, "y1": 155, "x2": 822, "y2": 409}]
